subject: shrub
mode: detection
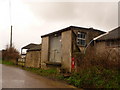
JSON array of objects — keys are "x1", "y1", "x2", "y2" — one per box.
[
  {"x1": 74, "y1": 48, "x2": 120, "y2": 71},
  {"x1": 2, "y1": 45, "x2": 20, "y2": 61},
  {"x1": 67, "y1": 66, "x2": 120, "y2": 88}
]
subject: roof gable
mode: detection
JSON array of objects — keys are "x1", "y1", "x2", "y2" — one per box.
[
  {"x1": 27, "y1": 44, "x2": 41, "y2": 51},
  {"x1": 22, "y1": 43, "x2": 40, "y2": 49},
  {"x1": 41, "y1": 26, "x2": 105, "y2": 38}
]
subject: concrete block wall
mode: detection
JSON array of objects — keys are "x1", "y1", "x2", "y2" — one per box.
[
  {"x1": 41, "y1": 36, "x2": 49, "y2": 69},
  {"x1": 95, "y1": 41, "x2": 106, "y2": 54},
  {"x1": 61, "y1": 30, "x2": 72, "y2": 72},
  {"x1": 26, "y1": 51, "x2": 41, "y2": 68},
  {"x1": 26, "y1": 52, "x2": 33, "y2": 67}
]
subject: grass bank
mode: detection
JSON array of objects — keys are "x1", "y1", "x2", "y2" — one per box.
[
  {"x1": 67, "y1": 66, "x2": 120, "y2": 88},
  {"x1": 1, "y1": 60, "x2": 15, "y2": 65},
  {"x1": 2, "y1": 60, "x2": 120, "y2": 88},
  {"x1": 22, "y1": 67, "x2": 64, "y2": 80}
]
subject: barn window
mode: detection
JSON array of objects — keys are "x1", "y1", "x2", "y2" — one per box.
[{"x1": 77, "y1": 32, "x2": 86, "y2": 46}]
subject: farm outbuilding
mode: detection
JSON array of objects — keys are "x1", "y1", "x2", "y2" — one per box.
[
  {"x1": 94, "y1": 26, "x2": 120, "y2": 62},
  {"x1": 25, "y1": 44, "x2": 41, "y2": 68},
  {"x1": 20, "y1": 43, "x2": 41, "y2": 68},
  {"x1": 41, "y1": 26, "x2": 105, "y2": 72}
]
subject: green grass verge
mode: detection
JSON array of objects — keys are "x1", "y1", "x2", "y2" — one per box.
[
  {"x1": 2, "y1": 60, "x2": 15, "y2": 65},
  {"x1": 0, "y1": 59, "x2": 2, "y2": 64},
  {"x1": 66, "y1": 66, "x2": 120, "y2": 88},
  {"x1": 22, "y1": 67, "x2": 64, "y2": 80}
]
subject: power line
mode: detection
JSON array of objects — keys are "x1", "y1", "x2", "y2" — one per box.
[
  {"x1": 9, "y1": 0, "x2": 12, "y2": 48},
  {"x1": 9, "y1": 0, "x2": 12, "y2": 25}
]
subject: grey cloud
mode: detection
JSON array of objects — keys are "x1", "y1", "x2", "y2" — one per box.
[
  {"x1": 2, "y1": 1, "x2": 118, "y2": 50},
  {"x1": 27, "y1": 2, "x2": 76, "y2": 21},
  {"x1": 26, "y1": 2, "x2": 118, "y2": 30},
  {"x1": 19, "y1": 2, "x2": 119, "y2": 51}
]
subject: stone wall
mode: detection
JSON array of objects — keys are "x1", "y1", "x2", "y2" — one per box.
[{"x1": 26, "y1": 51, "x2": 41, "y2": 68}]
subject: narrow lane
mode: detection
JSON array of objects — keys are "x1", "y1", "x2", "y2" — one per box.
[{"x1": 2, "y1": 65, "x2": 76, "y2": 88}]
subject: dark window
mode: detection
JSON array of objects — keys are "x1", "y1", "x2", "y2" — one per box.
[{"x1": 77, "y1": 32, "x2": 86, "y2": 46}]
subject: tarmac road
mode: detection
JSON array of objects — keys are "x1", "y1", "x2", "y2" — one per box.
[{"x1": 2, "y1": 64, "x2": 77, "y2": 89}]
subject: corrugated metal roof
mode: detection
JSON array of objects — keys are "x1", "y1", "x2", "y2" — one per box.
[{"x1": 94, "y1": 26, "x2": 120, "y2": 41}]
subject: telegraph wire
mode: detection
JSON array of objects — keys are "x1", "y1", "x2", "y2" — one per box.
[{"x1": 9, "y1": 0, "x2": 13, "y2": 48}]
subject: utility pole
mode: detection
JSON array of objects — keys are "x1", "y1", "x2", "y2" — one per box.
[{"x1": 10, "y1": 25, "x2": 12, "y2": 48}]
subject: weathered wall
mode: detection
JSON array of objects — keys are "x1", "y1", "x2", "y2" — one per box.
[
  {"x1": 41, "y1": 36, "x2": 49, "y2": 69},
  {"x1": 73, "y1": 28, "x2": 104, "y2": 53},
  {"x1": 94, "y1": 40, "x2": 120, "y2": 68},
  {"x1": 25, "y1": 51, "x2": 41, "y2": 68},
  {"x1": 94, "y1": 41, "x2": 106, "y2": 54},
  {"x1": 61, "y1": 30, "x2": 72, "y2": 72},
  {"x1": 95, "y1": 40, "x2": 120, "y2": 55}
]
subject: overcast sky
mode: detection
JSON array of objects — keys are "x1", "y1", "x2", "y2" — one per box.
[{"x1": 0, "y1": 0, "x2": 119, "y2": 52}]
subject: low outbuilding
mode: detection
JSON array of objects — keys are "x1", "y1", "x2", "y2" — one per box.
[
  {"x1": 20, "y1": 43, "x2": 41, "y2": 68},
  {"x1": 94, "y1": 26, "x2": 120, "y2": 54},
  {"x1": 25, "y1": 44, "x2": 41, "y2": 68},
  {"x1": 94, "y1": 26, "x2": 120, "y2": 64}
]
